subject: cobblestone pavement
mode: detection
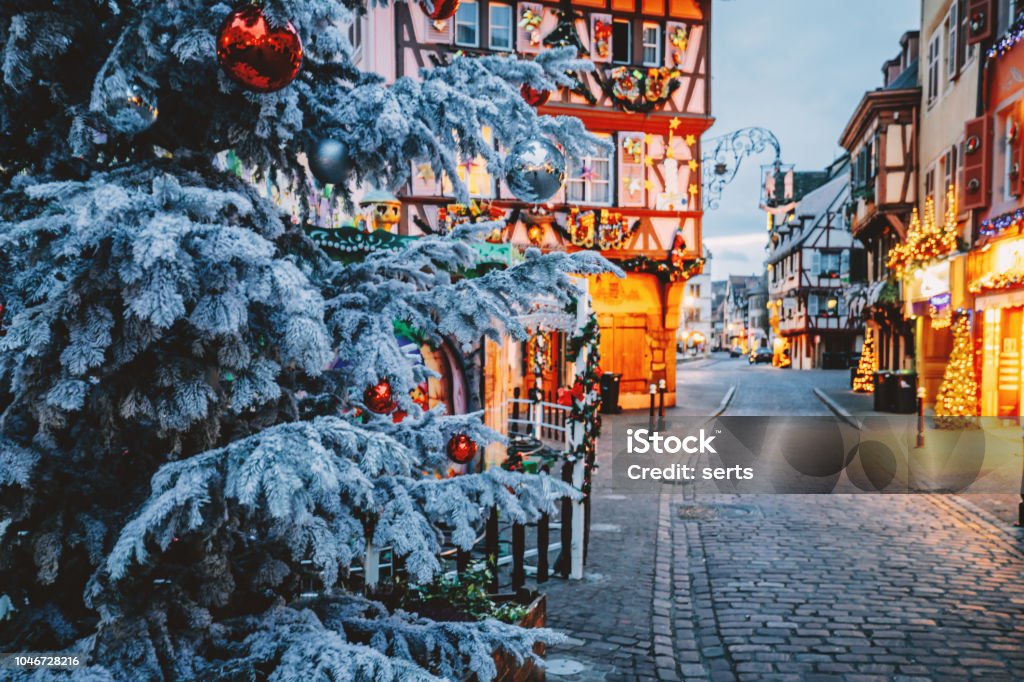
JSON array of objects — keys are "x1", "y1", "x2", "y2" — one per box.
[{"x1": 543, "y1": 355, "x2": 1024, "y2": 681}]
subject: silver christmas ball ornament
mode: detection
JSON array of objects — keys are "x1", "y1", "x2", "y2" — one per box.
[
  {"x1": 103, "y1": 86, "x2": 158, "y2": 135},
  {"x1": 504, "y1": 138, "x2": 565, "y2": 204},
  {"x1": 309, "y1": 138, "x2": 350, "y2": 186}
]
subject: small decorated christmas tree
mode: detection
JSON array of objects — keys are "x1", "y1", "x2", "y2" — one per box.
[
  {"x1": 852, "y1": 333, "x2": 877, "y2": 393},
  {"x1": 935, "y1": 311, "x2": 980, "y2": 429}
]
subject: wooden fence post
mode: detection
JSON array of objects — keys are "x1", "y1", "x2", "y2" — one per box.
[
  {"x1": 511, "y1": 523, "x2": 525, "y2": 592},
  {"x1": 537, "y1": 513, "x2": 549, "y2": 583},
  {"x1": 486, "y1": 508, "x2": 499, "y2": 593}
]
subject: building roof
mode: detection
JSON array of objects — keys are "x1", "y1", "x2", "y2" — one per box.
[{"x1": 767, "y1": 168, "x2": 851, "y2": 264}]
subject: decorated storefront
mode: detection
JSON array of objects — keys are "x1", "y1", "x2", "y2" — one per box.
[
  {"x1": 969, "y1": 232, "x2": 1024, "y2": 416},
  {"x1": 892, "y1": 191, "x2": 964, "y2": 406}
]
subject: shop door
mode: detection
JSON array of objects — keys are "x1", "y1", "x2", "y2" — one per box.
[{"x1": 998, "y1": 308, "x2": 1022, "y2": 417}]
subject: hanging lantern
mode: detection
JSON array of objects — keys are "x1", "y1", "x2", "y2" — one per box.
[{"x1": 446, "y1": 433, "x2": 478, "y2": 464}]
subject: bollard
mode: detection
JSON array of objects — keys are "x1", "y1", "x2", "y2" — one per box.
[
  {"x1": 658, "y1": 378, "x2": 666, "y2": 418},
  {"x1": 648, "y1": 383, "x2": 656, "y2": 419}
]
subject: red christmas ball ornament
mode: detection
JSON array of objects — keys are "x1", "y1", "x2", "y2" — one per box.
[
  {"x1": 419, "y1": 0, "x2": 461, "y2": 21},
  {"x1": 364, "y1": 379, "x2": 396, "y2": 414},
  {"x1": 446, "y1": 433, "x2": 478, "y2": 464},
  {"x1": 521, "y1": 83, "x2": 551, "y2": 107},
  {"x1": 217, "y1": 6, "x2": 303, "y2": 93}
]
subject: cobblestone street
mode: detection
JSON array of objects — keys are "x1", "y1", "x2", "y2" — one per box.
[{"x1": 544, "y1": 356, "x2": 1024, "y2": 681}]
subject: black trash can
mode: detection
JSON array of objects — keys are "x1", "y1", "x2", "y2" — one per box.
[
  {"x1": 599, "y1": 373, "x2": 622, "y2": 414},
  {"x1": 892, "y1": 372, "x2": 918, "y2": 414},
  {"x1": 849, "y1": 366, "x2": 857, "y2": 388},
  {"x1": 873, "y1": 371, "x2": 893, "y2": 412}
]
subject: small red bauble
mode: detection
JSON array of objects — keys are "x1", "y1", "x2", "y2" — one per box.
[
  {"x1": 217, "y1": 6, "x2": 303, "y2": 93},
  {"x1": 419, "y1": 0, "x2": 461, "y2": 21},
  {"x1": 364, "y1": 379, "x2": 396, "y2": 414},
  {"x1": 521, "y1": 83, "x2": 551, "y2": 107},
  {"x1": 446, "y1": 433, "x2": 478, "y2": 464}
]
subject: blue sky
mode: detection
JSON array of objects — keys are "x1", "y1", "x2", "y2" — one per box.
[{"x1": 703, "y1": 0, "x2": 920, "y2": 281}]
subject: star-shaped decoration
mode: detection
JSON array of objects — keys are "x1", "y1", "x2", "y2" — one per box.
[
  {"x1": 688, "y1": 160, "x2": 699, "y2": 172},
  {"x1": 685, "y1": 134, "x2": 697, "y2": 146},
  {"x1": 644, "y1": 157, "x2": 654, "y2": 168},
  {"x1": 579, "y1": 165, "x2": 598, "y2": 181},
  {"x1": 459, "y1": 158, "x2": 479, "y2": 171},
  {"x1": 644, "y1": 180, "x2": 653, "y2": 190},
  {"x1": 416, "y1": 163, "x2": 436, "y2": 181},
  {"x1": 625, "y1": 177, "x2": 643, "y2": 193},
  {"x1": 669, "y1": 118, "x2": 681, "y2": 132},
  {"x1": 644, "y1": 133, "x2": 653, "y2": 144},
  {"x1": 688, "y1": 183, "x2": 699, "y2": 196}
]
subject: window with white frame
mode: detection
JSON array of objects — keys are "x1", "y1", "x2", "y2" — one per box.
[
  {"x1": 641, "y1": 23, "x2": 661, "y2": 66},
  {"x1": 454, "y1": 0, "x2": 479, "y2": 47},
  {"x1": 945, "y1": 3, "x2": 958, "y2": 80},
  {"x1": 924, "y1": 165, "x2": 936, "y2": 203},
  {"x1": 566, "y1": 135, "x2": 614, "y2": 204},
  {"x1": 489, "y1": 3, "x2": 513, "y2": 51},
  {"x1": 927, "y1": 33, "x2": 941, "y2": 105},
  {"x1": 941, "y1": 145, "x2": 958, "y2": 215}
]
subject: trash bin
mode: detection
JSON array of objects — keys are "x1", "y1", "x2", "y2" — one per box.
[
  {"x1": 873, "y1": 371, "x2": 893, "y2": 412},
  {"x1": 599, "y1": 373, "x2": 621, "y2": 414},
  {"x1": 849, "y1": 366, "x2": 857, "y2": 388},
  {"x1": 892, "y1": 372, "x2": 918, "y2": 414}
]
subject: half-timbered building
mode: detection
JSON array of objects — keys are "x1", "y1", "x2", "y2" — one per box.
[
  {"x1": 766, "y1": 159, "x2": 867, "y2": 370},
  {"x1": 356, "y1": 0, "x2": 713, "y2": 413},
  {"x1": 839, "y1": 31, "x2": 920, "y2": 373}
]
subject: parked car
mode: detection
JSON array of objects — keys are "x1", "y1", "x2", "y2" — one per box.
[
  {"x1": 729, "y1": 345, "x2": 744, "y2": 358},
  {"x1": 749, "y1": 347, "x2": 773, "y2": 365}
]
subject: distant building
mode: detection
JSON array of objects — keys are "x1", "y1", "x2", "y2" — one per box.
[
  {"x1": 766, "y1": 157, "x2": 867, "y2": 369},
  {"x1": 723, "y1": 274, "x2": 762, "y2": 351},
  {"x1": 678, "y1": 247, "x2": 713, "y2": 356},
  {"x1": 839, "y1": 31, "x2": 919, "y2": 373},
  {"x1": 710, "y1": 280, "x2": 727, "y2": 350}
]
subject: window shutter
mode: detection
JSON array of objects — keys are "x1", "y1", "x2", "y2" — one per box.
[
  {"x1": 591, "y1": 13, "x2": 612, "y2": 63},
  {"x1": 423, "y1": 4, "x2": 454, "y2": 44},
  {"x1": 958, "y1": 0, "x2": 969, "y2": 71},
  {"x1": 808, "y1": 295, "x2": 819, "y2": 317},
  {"x1": 811, "y1": 251, "x2": 821, "y2": 276},
  {"x1": 517, "y1": 3, "x2": 544, "y2": 53},
  {"x1": 618, "y1": 132, "x2": 645, "y2": 207},
  {"x1": 966, "y1": 0, "x2": 994, "y2": 45},
  {"x1": 840, "y1": 250, "x2": 850, "y2": 276},
  {"x1": 1016, "y1": 117, "x2": 1024, "y2": 198},
  {"x1": 962, "y1": 116, "x2": 992, "y2": 210}
]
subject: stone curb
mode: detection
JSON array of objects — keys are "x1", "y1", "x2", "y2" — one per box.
[{"x1": 812, "y1": 388, "x2": 861, "y2": 430}]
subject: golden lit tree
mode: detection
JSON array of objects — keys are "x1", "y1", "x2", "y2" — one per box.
[
  {"x1": 934, "y1": 311, "x2": 980, "y2": 429},
  {"x1": 853, "y1": 332, "x2": 877, "y2": 393}
]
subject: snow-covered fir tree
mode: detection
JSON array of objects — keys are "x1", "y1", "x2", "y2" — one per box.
[{"x1": 0, "y1": 0, "x2": 613, "y2": 678}]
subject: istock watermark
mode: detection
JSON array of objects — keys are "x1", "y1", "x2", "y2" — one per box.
[{"x1": 610, "y1": 416, "x2": 1024, "y2": 494}]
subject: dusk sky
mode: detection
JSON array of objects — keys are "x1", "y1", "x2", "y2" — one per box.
[{"x1": 704, "y1": 0, "x2": 920, "y2": 281}]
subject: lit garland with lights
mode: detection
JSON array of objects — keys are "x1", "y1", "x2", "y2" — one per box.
[
  {"x1": 968, "y1": 269, "x2": 1024, "y2": 294},
  {"x1": 602, "y1": 65, "x2": 681, "y2": 113},
  {"x1": 852, "y1": 333, "x2": 877, "y2": 393},
  {"x1": 934, "y1": 310, "x2": 980, "y2": 429},
  {"x1": 565, "y1": 312, "x2": 603, "y2": 497},
  {"x1": 887, "y1": 185, "x2": 959, "y2": 277},
  {"x1": 564, "y1": 207, "x2": 636, "y2": 250},
  {"x1": 987, "y1": 13, "x2": 1024, "y2": 60},
  {"x1": 979, "y1": 206, "x2": 1024, "y2": 237},
  {"x1": 622, "y1": 230, "x2": 703, "y2": 282}
]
